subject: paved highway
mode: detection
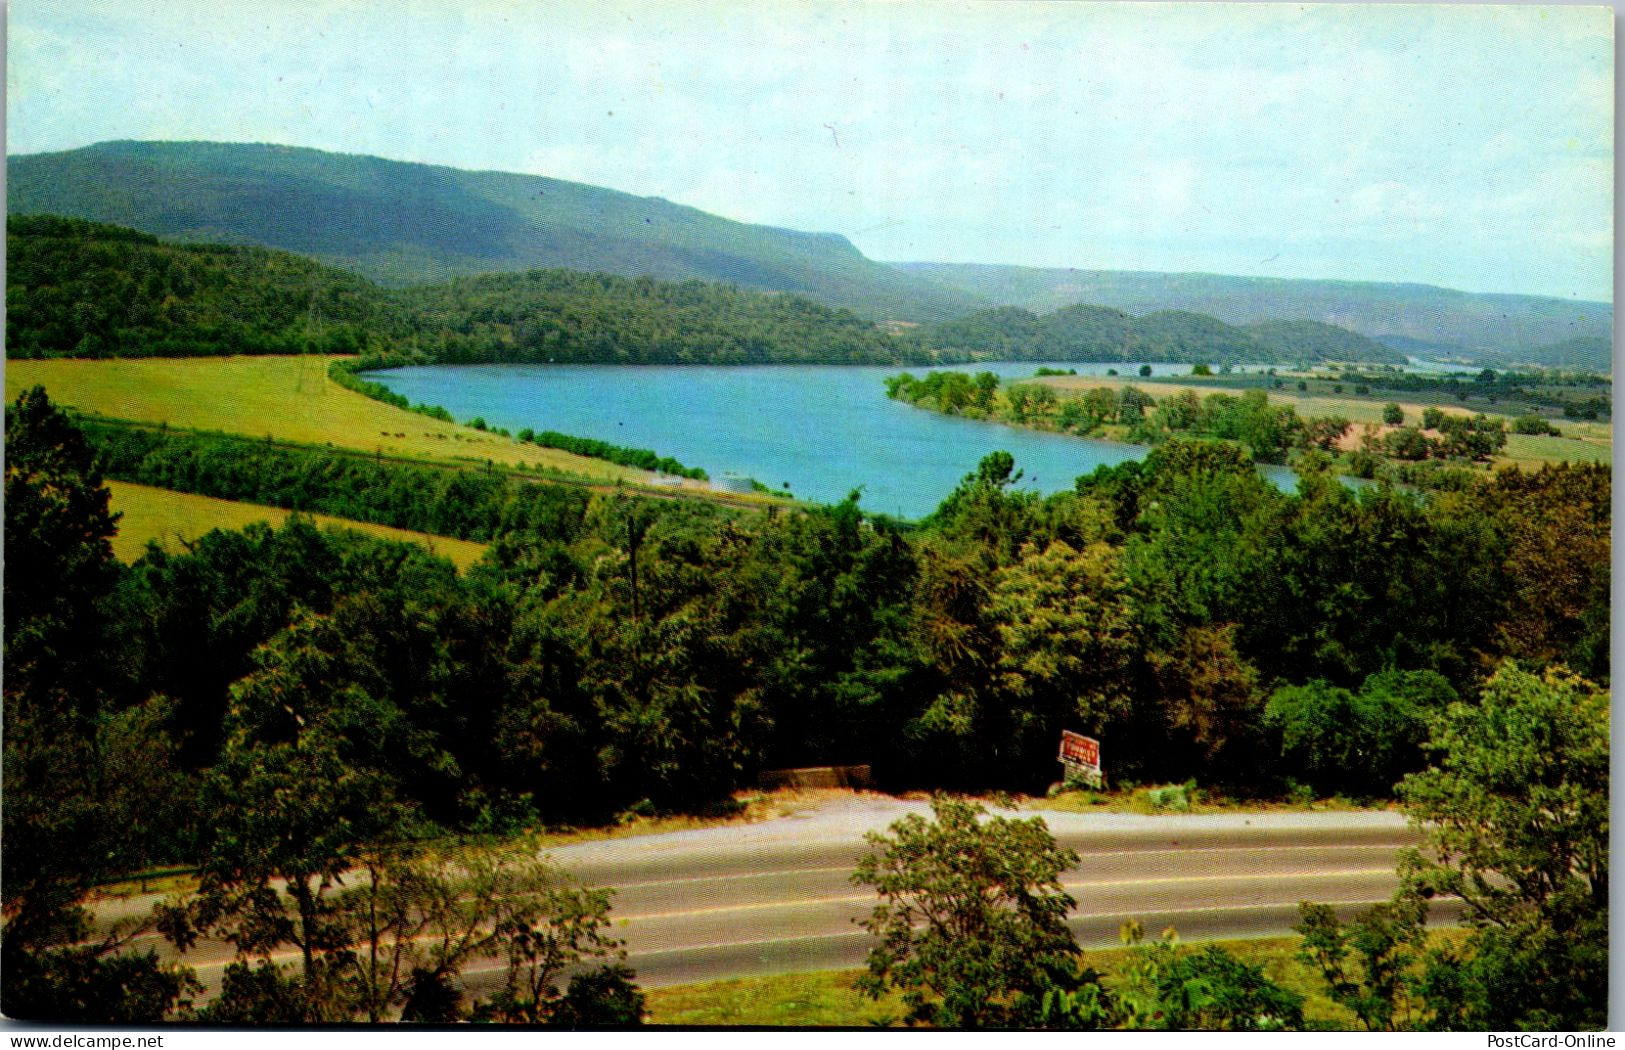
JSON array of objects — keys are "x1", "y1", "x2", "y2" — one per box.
[
  {"x1": 534, "y1": 796, "x2": 1446, "y2": 987},
  {"x1": 102, "y1": 796, "x2": 1454, "y2": 995}
]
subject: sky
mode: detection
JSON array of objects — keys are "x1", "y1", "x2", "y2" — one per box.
[{"x1": 6, "y1": 0, "x2": 1615, "y2": 301}]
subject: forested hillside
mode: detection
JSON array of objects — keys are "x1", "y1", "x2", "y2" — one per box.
[
  {"x1": 5, "y1": 215, "x2": 931, "y2": 365},
  {"x1": 17, "y1": 141, "x2": 1606, "y2": 366},
  {"x1": 917, "y1": 303, "x2": 1404, "y2": 364},
  {"x1": 897, "y1": 261, "x2": 1613, "y2": 363},
  {"x1": 388, "y1": 269, "x2": 913, "y2": 365},
  {"x1": 5, "y1": 384, "x2": 1610, "y2": 1023},
  {"x1": 9, "y1": 140, "x2": 984, "y2": 322},
  {"x1": 9, "y1": 215, "x2": 1411, "y2": 367},
  {"x1": 6, "y1": 215, "x2": 387, "y2": 358}
]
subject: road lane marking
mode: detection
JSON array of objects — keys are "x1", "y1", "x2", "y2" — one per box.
[
  {"x1": 160, "y1": 888, "x2": 1452, "y2": 981},
  {"x1": 593, "y1": 843, "x2": 1403, "y2": 891},
  {"x1": 611, "y1": 867, "x2": 1397, "y2": 922},
  {"x1": 562, "y1": 896, "x2": 1412, "y2": 963}
]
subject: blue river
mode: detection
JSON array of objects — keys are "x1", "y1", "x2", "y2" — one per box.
[{"x1": 365, "y1": 362, "x2": 1319, "y2": 520}]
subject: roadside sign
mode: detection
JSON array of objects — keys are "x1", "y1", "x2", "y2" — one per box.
[{"x1": 1058, "y1": 730, "x2": 1102, "y2": 787}]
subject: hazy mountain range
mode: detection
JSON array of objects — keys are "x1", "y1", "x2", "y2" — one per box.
[{"x1": 8, "y1": 141, "x2": 1613, "y2": 368}]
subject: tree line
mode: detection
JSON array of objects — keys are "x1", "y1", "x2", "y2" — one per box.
[
  {"x1": 10, "y1": 214, "x2": 1418, "y2": 369},
  {"x1": 4, "y1": 388, "x2": 1609, "y2": 1022},
  {"x1": 857, "y1": 656, "x2": 1607, "y2": 1034},
  {"x1": 1326, "y1": 365, "x2": 1610, "y2": 421},
  {"x1": 888, "y1": 371, "x2": 1530, "y2": 472},
  {"x1": 912, "y1": 305, "x2": 1404, "y2": 365},
  {"x1": 5, "y1": 215, "x2": 926, "y2": 366}
]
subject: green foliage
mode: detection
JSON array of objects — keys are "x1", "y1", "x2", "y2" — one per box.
[
  {"x1": 4, "y1": 386, "x2": 1616, "y2": 1025},
  {"x1": 1301, "y1": 415, "x2": 1350, "y2": 451},
  {"x1": 1381, "y1": 425, "x2": 1433, "y2": 460},
  {"x1": 989, "y1": 541, "x2": 1134, "y2": 727},
  {"x1": 2, "y1": 389, "x2": 200, "y2": 1022},
  {"x1": 525, "y1": 428, "x2": 707, "y2": 479},
  {"x1": 885, "y1": 369, "x2": 1000, "y2": 416},
  {"x1": 86, "y1": 420, "x2": 594, "y2": 543},
  {"x1": 1141, "y1": 781, "x2": 1195, "y2": 812},
  {"x1": 1296, "y1": 663, "x2": 1609, "y2": 1032},
  {"x1": 7, "y1": 215, "x2": 388, "y2": 359},
  {"x1": 1264, "y1": 670, "x2": 1454, "y2": 797},
  {"x1": 852, "y1": 796, "x2": 1093, "y2": 1028},
  {"x1": 389, "y1": 268, "x2": 921, "y2": 366},
  {"x1": 918, "y1": 304, "x2": 1392, "y2": 364},
  {"x1": 1116, "y1": 925, "x2": 1304, "y2": 1030},
  {"x1": 12, "y1": 141, "x2": 977, "y2": 323},
  {"x1": 173, "y1": 839, "x2": 640, "y2": 1024},
  {"x1": 1395, "y1": 664, "x2": 1608, "y2": 1030},
  {"x1": 1472, "y1": 463, "x2": 1610, "y2": 678},
  {"x1": 1, "y1": 943, "x2": 200, "y2": 1023},
  {"x1": 1510, "y1": 413, "x2": 1560, "y2": 436},
  {"x1": 9, "y1": 213, "x2": 936, "y2": 367},
  {"x1": 1295, "y1": 898, "x2": 1427, "y2": 1030},
  {"x1": 4, "y1": 387, "x2": 122, "y2": 931},
  {"x1": 1382, "y1": 402, "x2": 1404, "y2": 425}
]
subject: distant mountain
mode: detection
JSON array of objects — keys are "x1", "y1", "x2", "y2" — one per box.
[
  {"x1": 917, "y1": 304, "x2": 1404, "y2": 365},
  {"x1": 896, "y1": 262, "x2": 1612, "y2": 365},
  {"x1": 1242, "y1": 319, "x2": 1406, "y2": 364},
  {"x1": 8, "y1": 140, "x2": 985, "y2": 322},
  {"x1": 4, "y1": 214, "x2": 935, "y2": 365},
  {"x1": 13, "y1": 140, "x2": 1606, "y2": 367},
  {"x1": 1504, "y1": 336, "x2": 1616, "y2": 373}
]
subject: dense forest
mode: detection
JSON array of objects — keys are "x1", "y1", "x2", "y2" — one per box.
[
  {"x1": 5, "y1": 215, "x2": 388, "y2": 359},
  {"x1": 13, "y1": 142, "x2": 1614, "y2": 364},
  {"x1": 4, "y1": 387, "x2": 1610, "y2": 1022},
  {"x1": 385, "y1": 268, "x2": 913, "y2": 365},
  {"x1": 3, "y1": 208, "x2": 1612, "y2": 1026},
  {"x1": 10, "y1": 139, "x2": 983, "y2": 321},
  {"x1": 5, "y1": 215, "x2": 924, "y2": 366},
  {"x1": 916, "y1": 304, "x2": 1406, "y2": 365},
  {"x1": 9, "y1": 215, "x2": 1413, "y2": 368}
]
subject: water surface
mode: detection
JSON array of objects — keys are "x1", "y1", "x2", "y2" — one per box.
[{"x1": 367, "y1": 362, "x2": 1301, "y2": 520}]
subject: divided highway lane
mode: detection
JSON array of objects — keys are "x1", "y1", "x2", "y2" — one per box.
[
  {"x1": 544, "y1": 799, "x2": 1453, "y2": 988},
  {"x1": 95, "y1": 797, "x2": 1458, "y2": 997}
]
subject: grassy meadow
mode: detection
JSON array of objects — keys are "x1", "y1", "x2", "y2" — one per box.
[
  {"x1": 1501, "y1": 430, "x2": 1613, "y2": 467},
  {"x1": 3, "y1": 355, "x2": 693, "y2": 486},
  {"x1": 106, "y1": 480, "x2": 489, "y2": 570},
  {"x1": 642, "y1": 932, "x2": 1478, "y2": 1027}
]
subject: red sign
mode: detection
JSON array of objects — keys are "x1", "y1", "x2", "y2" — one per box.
[{"x1": 1058, "y1": 731, "x2": 1100, "y2": 769}]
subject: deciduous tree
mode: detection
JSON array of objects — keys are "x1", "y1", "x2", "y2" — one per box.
[{"x1": 852, "y1": 796, "x2": 1091, "y2": 1028}]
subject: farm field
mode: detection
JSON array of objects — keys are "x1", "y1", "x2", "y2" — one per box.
[
  {"x1": 1033, "y1": 373, "x2": 1484, "y2": 425},
  {"x1": 105, "y1": 480, "x2": 489, "y2": 570},
  {"x1": 1027, "y1": 373, "x2": 1612, "y2": 465},
  {"x1": 3, "y1": 355, "x2": 678, "y2": 486},
  {"x1": 1501, "y1": 431, "x2": 1613, "y2": 467}
]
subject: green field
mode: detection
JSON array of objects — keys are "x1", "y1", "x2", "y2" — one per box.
[
  {"x1": 106, "y1": 480, "x2": 489, "y2": 570},
  {"x1": 1027, "y1": 373, "x2": 1612, "y2": 466},
  {"x1": 642, "y1": 933, "x2": 1460, "y2": 1027},
  {"x1": 3, "y1": 355, "x2": 694, "y2": 486},
  {"x1": 1502, "y1": 431, "x2": 1613, "y2": 467}
]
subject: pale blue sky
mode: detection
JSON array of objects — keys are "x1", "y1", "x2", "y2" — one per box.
[{"x1": 7, "y1": 1, "x2": 1614, "y2": 300}]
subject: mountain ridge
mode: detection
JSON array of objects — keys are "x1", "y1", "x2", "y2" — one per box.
[
  {"x1": 8, "y1": 140, "x2": 1612, "y2": 364},
  {"x1": 7, "y1": 140, "x2": 986, "y2": 322},
  {"x1": 893, "y1": 261, "x2": 1612, "y2": 361}
]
